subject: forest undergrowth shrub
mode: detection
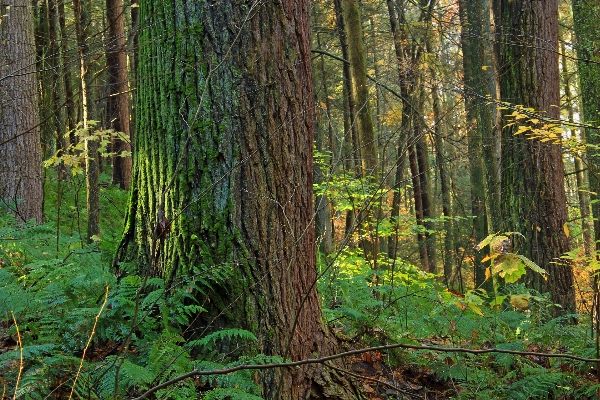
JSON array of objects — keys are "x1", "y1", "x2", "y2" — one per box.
[
  {"x1": 0, "y1": 186, "x2": 265, "y2": 399},
  {"x1": 318, "y1": 244, "x2": 596, "y2": 399}
]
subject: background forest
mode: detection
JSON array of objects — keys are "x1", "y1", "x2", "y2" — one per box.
[{"x1": 2, "y1": 0, "x2": 600, "y2": 399}]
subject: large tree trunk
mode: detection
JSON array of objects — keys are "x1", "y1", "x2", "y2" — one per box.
[
  {"x1": 494, "y1": 0, "x2": 576, "y2": 313},
  {"x1": 0, "y1": 0, "x2": 43, "y2": 223},
  {"x1": 116, "y1": 1, "x2": 360, "y2": 398},
  {"x1": 572, "y1": 0, "x2": 600, "y2": 253},
  {"x1": 106, "y1": 0, "x2": 132, "y2": 190},
  {"x1": 459, "y1": 0, "x2": 493, "y2": 292}
]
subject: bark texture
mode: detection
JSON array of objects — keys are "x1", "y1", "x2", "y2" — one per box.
[
  {"x1": 106, "y1": 0, "x2": 132, "y2": 190},
  {"x1": 116, "y1": 1, "x2": 360, "y2": 398},
  {"x1": 459, "y1": 0, "x2": 492, "y2": 291},
  {"x1": 0, "y1": 0, "x2": 43, "y2": 223},
  {"x1": 495, "y1": 0, "x2": 576, "y2": 313}
]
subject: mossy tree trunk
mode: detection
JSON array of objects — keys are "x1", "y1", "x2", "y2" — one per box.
[
  {"x1": 494, "y1": 0, "x2": 576, "y2": 313},
  {"x1": 0, "y1": 0, "x2": 43, "y2": 224},
  {"x1": 572, "y1": 0, "x2": 600, "y2": 252},
  {"x1": 341, "y1": 0, "x2": 380, "y2": 267},
  {"x1": 116, "y1": 1, "x2": 361, "y2": 398}
]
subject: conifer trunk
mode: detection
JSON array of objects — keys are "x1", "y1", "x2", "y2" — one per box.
[
  {"x1": 0, "y1": 0, "x2": 43, "y2": 223},
  {"x1": 116, "y1": 1, "x2": 361, "y2": 398},
  {"x1": 495, "y1": 0, "x2": 576, "y2": 313}
]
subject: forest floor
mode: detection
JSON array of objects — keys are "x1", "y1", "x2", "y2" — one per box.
[{"x1": 348, "y1": 351, "x2": 455, "y2": 399}]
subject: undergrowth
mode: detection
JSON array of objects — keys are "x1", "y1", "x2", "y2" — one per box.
[
  {"x1": 1, "y1": 170, "x2": 599, "y2": 399},
  {"x1": 0, "y1": 171, "x2": 265, "y2": 399},
  {"x1": 318, "y1": 247, "x2": 598, "y2": 399}
]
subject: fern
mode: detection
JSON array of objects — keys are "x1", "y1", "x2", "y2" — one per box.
[
  {"x1": 195, "y1": 360, "x2": 262, "y2": 396},
  {"x1": 504, "y1": 371, "x2": 569, "y2": 399},
  {"x1": 202, "y1": 388, "x2": 264, "y2": 400},
  {"x1": 187, "y1": 329, "x2": 258, "y2": 352}
]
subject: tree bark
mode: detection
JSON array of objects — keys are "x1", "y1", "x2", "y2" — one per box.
[
  {"x1": 333, "y1": 0, "x2": 359, "y2": 238},
  {"x1": 116, "y1": 1, "x2": 361, "y2": 398},
  {"x1": 494, "y1": 0, "x2": 576, "y2": 313},
  {"x1": 73, "y1": 0, "x2": 99, "y2": 242},
  {"x1": 0, "y1": 0, "x2": 43, "y2": 223},
  {"x1": 572, "y1": 0, "x2": 600, "y2": 254},
  {"x1": 560, "y1": 41, "x2": 593, "y2": 257},
  {"x1": 341, "y1": 0, "x2": 380, "y2": 266},
  {"x1": 459, "y1": 0, "x2": 493, "y2": 292},
  {"x1": 314, "y1": 27, "x2": 334, "y2": 254},
  {"x1": 106, "y1": 0, "x2": 132, "y2": 190}
]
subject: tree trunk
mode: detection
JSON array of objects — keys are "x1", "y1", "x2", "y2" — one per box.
[
  {"x1": 427, "y1": 41, "x2": 453, "y2": 286},
  {"x1": 561, "y1": 41, "x2": 593, "y2": 257},
  {"x1": 413, "y1": 85, "x2": 436, "y2": 273},
  {"x1": 342, "y1": 0, "x2": 379, "y2": 266},
  {"x1": 0, "y1": 0, "x2": 43, "y2": 224},
  {"x1": 333, "y1": 0, "x2": 358, "y2": 238},
  {"x1": 494, "y1": 0, "x2": 576, "y2": 313},
  {"x1": 572, "y1": 0, "x2": 600, "y2": 254},
  {"x1": 314, "y1": 27, "x2": 334, "y2": 254},
  {"x1": 459, "y1": 0, "x2": 493, "y2": 292},
  {"x1": 116, "y1": 1, "x2": 361, "y2": 398},
  {"x1": 58, "y1": 0, "x2": 77, "y2": 134},
  {"x1": 73, "y1": 0, "x2": 99, "y2": 242},
  {"x1": 106, "y1": 0, "x2": 132, "y2": 190}
]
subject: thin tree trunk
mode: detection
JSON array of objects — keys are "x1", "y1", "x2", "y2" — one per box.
[
  {"x1": 333, "y1": 0, "x2": 358, "y2": 238},
  {"x1": 58, "y1": 0, "x2": 77, "y2": 134},
  {"x1": 427, "y1": 42, "x2": 453, "y2": 286},
  {"x1": 342, "y1": 0, "x2": 379, "y2": 266},
  {"x1": 314, "y1": 30, "x2": 334, "y2": 254},
  {"x1": 561, "y1": 41, "x2": 593, "y2": 256},
  {"x1": 73, "y1": 0, "x2": 99, "y2": 242}
]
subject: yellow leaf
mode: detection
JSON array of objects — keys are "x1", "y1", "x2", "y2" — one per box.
[
  {"x1": 481, "y1": 254, "x2": 497, "y2": 263},
  {"x1": 482, "y1": 65, "x2": 489, "y2": 71},
  {"x1": 485, "y1": 267, "x2": 491, "y2": 281},
  {"x1": 514, "y1": 126, "x2": 529, "y2": 135},
  {"x1": 510, "y1": 294, "x2": 529, "y2": 311},
  {"x1": 563, "y1": 222, "x2": 570, "y2": 238}
]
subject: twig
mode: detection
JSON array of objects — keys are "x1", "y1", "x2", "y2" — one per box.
[
  {"x1": 69, "y1": 286, "x2": 109, "y2": 399},
  {"x1": 10, "y1": 312, "x2": 23, "y2": 400}
]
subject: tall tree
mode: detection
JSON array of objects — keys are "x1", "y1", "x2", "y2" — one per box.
[
  {"x1": 0, "y1": 0, "x2": 43, "y2": 223},
  {"x1": 342, "y1": 0, "x2": 380, "y2": 266},
  {"x1": 73, "y1": 0, "x2": 100, "y2": 242},
  {"x1": 106, "y1": 0, "x2": 132, "y2": 189},
  {"x1": 386, "y1": 0, "x2": 436, "y2": 272},
  {"x1": 116, "y1": 1, "x2": 358, "y2": 398},
  {"x1": 494, "y1": 0, "x2": 576, "y2": 313},
  {"x1": 459, "y1": 0, "x2": 493, "y2": 291},
  {"x1": 572, "y1": 0, "x2": 600, "y2": 250}
]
